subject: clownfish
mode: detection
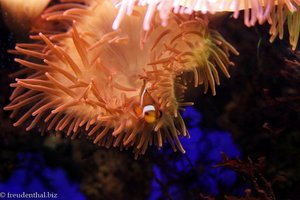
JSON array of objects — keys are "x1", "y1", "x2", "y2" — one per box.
[{"x1": 135, "y1": 81, "x2": 161, "y2": 123}]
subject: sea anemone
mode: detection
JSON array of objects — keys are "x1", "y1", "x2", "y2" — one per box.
[
  {"x1": 0, "y1": 0, "x2": 50, "y2": 36},
  {"x1": 4, "y1": 0, "x2": 237, "y2": 157},
  {"x1": 113, "y1": 0, "x2": 300, "y2": 50}
]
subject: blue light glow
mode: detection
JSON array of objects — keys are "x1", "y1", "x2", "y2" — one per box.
[
  {"x1": 0, "y1": 153, "x2": 86, "y2": 200},
  {"x1": 149, "y1": 107, "x2": 241, "y2": 199}
]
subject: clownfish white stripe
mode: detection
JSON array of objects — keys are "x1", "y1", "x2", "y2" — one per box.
[{"x1": 142, "y1": 105, "x2": 156, "y2": 116}]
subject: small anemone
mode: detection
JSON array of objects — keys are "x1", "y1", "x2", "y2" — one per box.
[
  {"x1": 0, "y1": 0, "x2": 51, "y2": 35},
  {"x1": 113, "y1": 0, "x2": 300, "y2": 49}
]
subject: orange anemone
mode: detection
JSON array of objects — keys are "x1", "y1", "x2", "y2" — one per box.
[{"x1": 5, "y1": 0, "x2": 237, "y2": 158}]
